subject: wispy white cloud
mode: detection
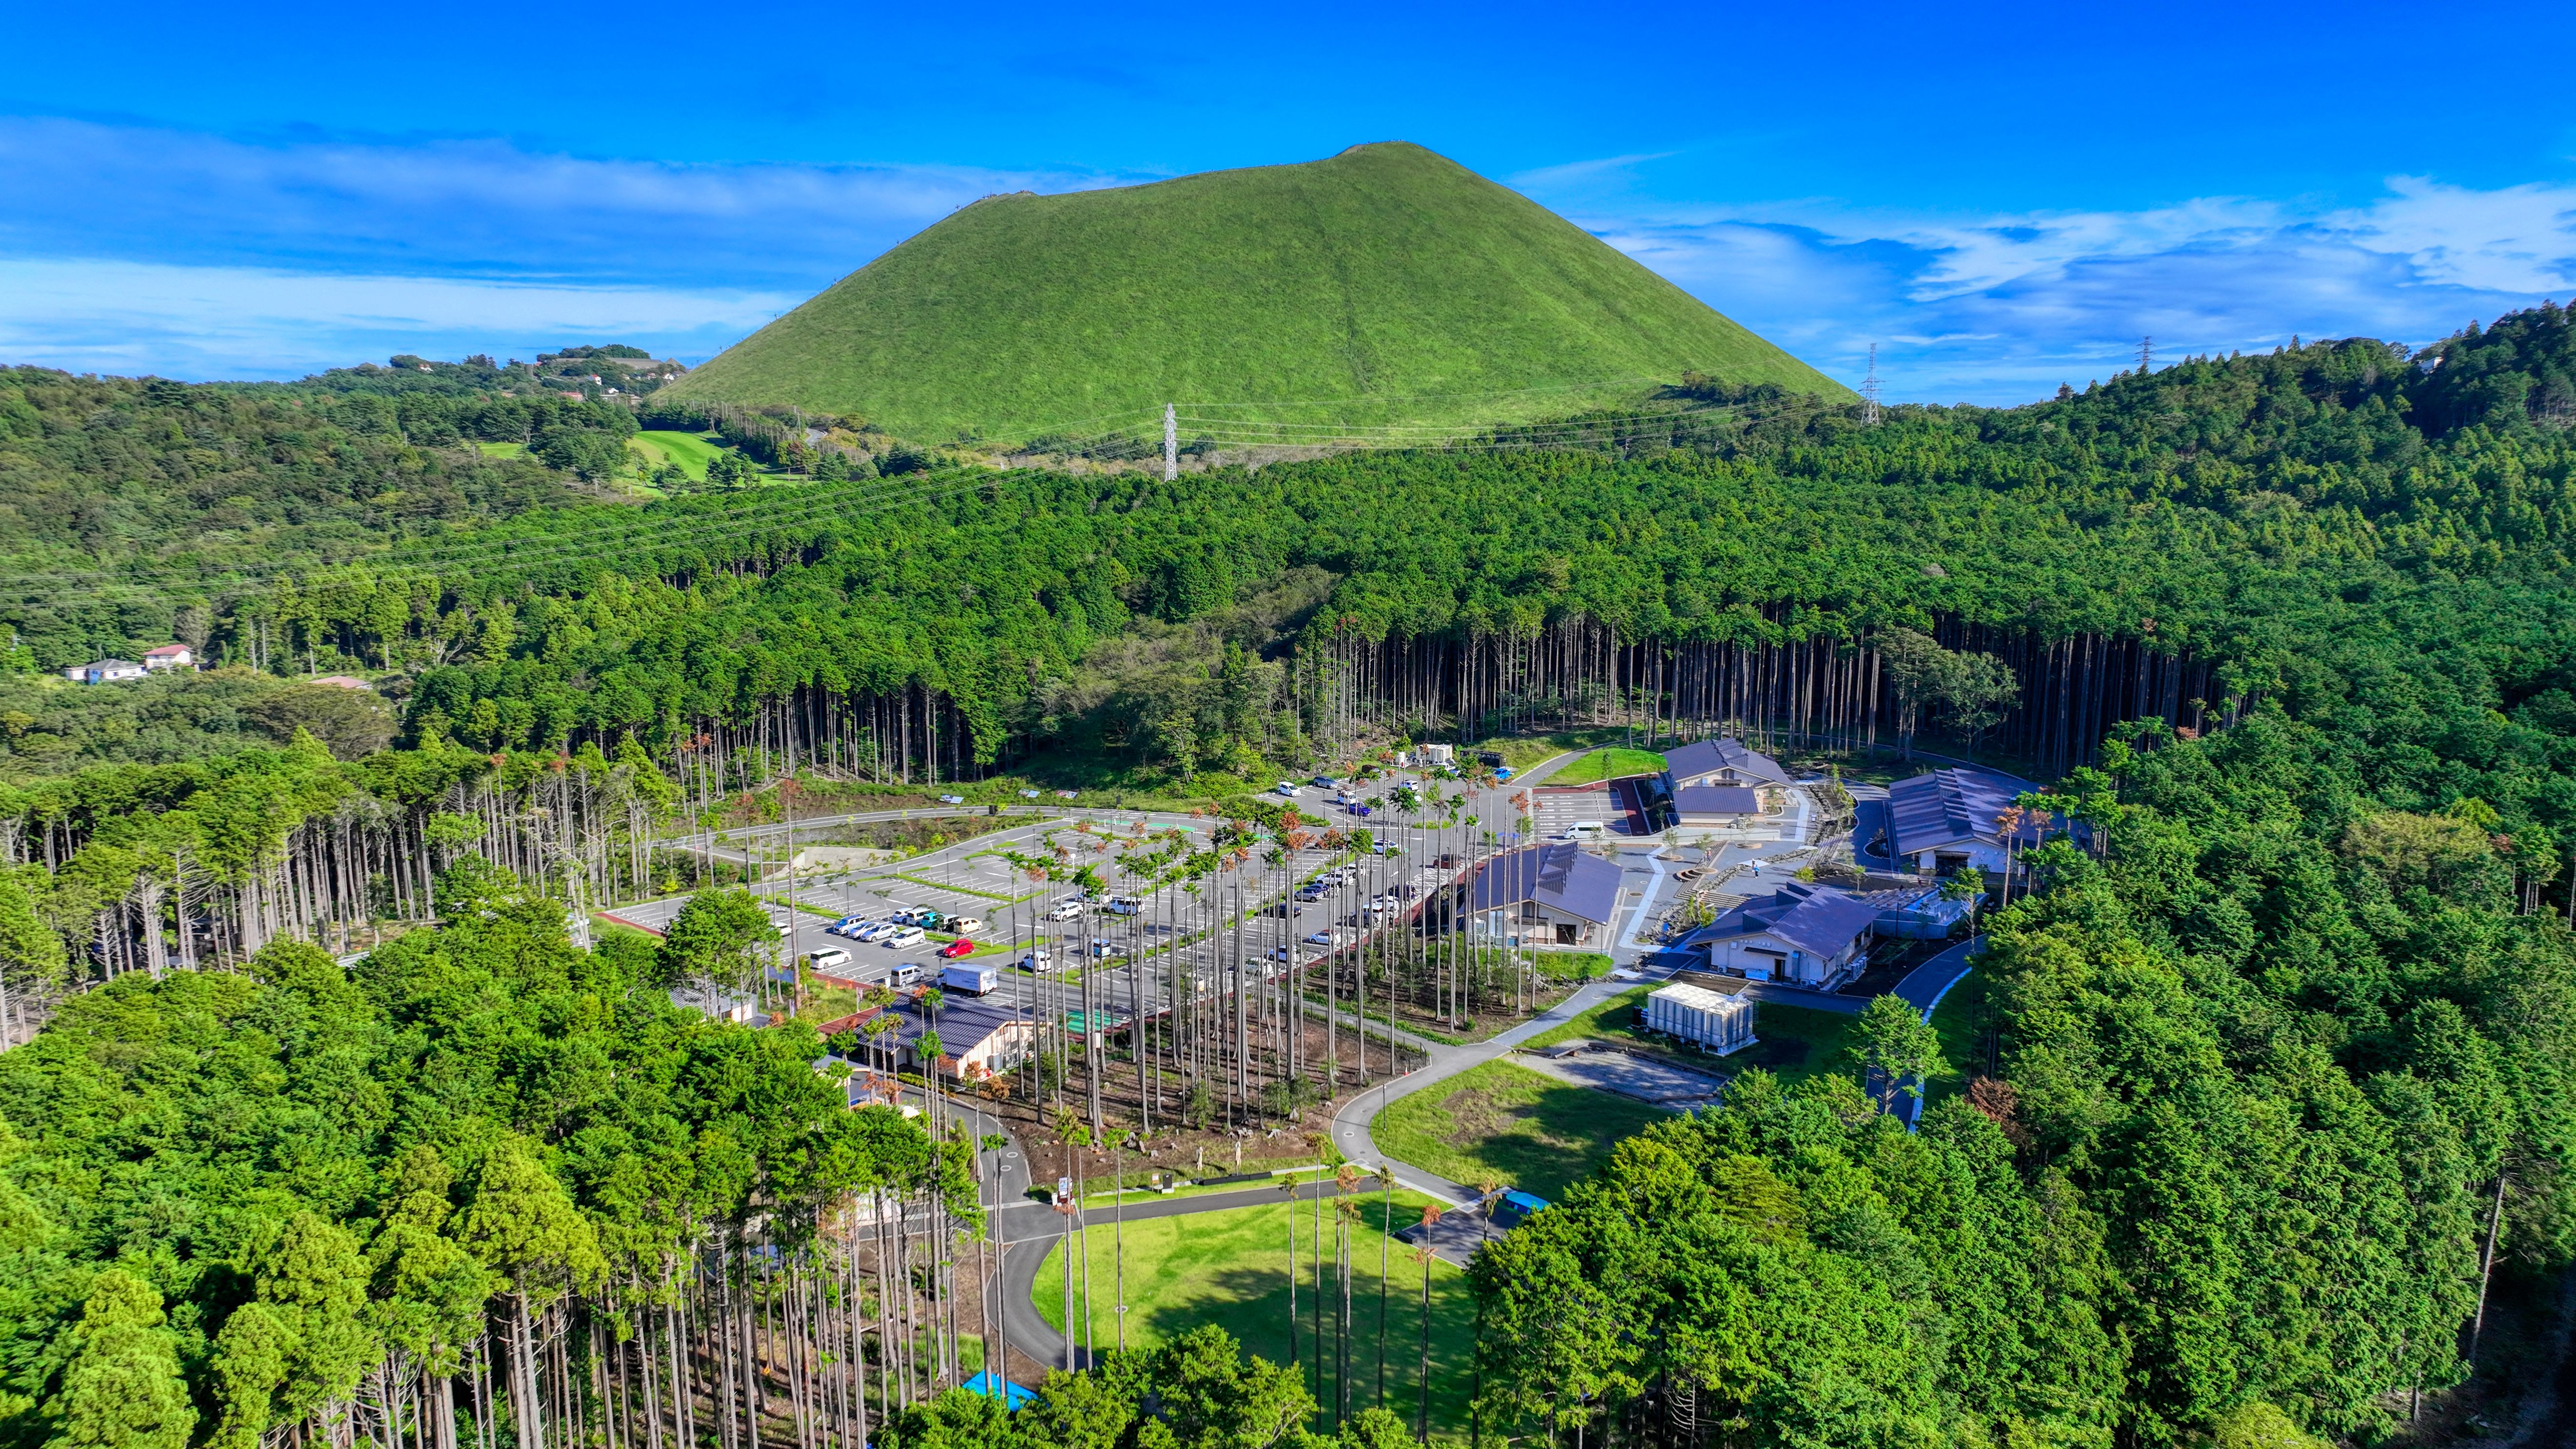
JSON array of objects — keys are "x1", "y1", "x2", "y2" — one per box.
[
  {"x1": 6, "y1": 118, "x2": 2575, "y2": 399},
  {"x1": 1543, "y1": 178, "x2": 2576, "y2": 401},
  {"x1": 0, "y1": 258, "x2": 799, "y2": 378},
  {"x1": 0, "y1": 117, "x2": 1135, "y2": 287}
]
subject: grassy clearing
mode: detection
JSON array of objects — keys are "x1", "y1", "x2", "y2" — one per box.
[
  {"x1": 1733, "y1": 1003, "x2": 1863, "y2": 1091},
  {"x1": 475, "y1": 441, "x2": 527, "y2": 459},
  {"x1": 1371, "y1": 1059, "x2": 1670, "y2": 1200},
  {"x1": 1544, "y1": 748, "x2": 1669, "y2": 787},
  {"x1": 1033, "y1": 1192, "x2": 1477, "y2": 1432},
  {"x1": 1524, "y1": 984, "x2": 1656, "y2": 1049},
  {"x1": 1922, "y1": 968, "x2": 1991, "y2": 1107},
  {"x1": 1524, "y1": 987, "x2": 1862, "y2": 1094},
  {"x1": 630, "y1": 430, "x2": 726, "y2": 481}
]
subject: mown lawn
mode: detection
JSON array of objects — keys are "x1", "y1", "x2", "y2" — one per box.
[
  {"x1": 1033, "y1": 1192, "x2": 1477, "y2": 1433},
  {"x1": 1921, "y1": 967, "x2": 1992, "y2": 1107},
  {"x1": 1524, "y1": 985, "x2": 1863, "y2": 1094},
  {"x1": 1371, "y1": 1059, "x2": 1669, "y2": 1200},
  {"x1": 1543, "y1": 747, "x2": 1669, "y2": 786},
  {"x1": 629, "y1": 429, "x2": 728, "y2": 481}
]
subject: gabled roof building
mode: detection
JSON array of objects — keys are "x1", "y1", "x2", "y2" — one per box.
[
  {"x1": 1854, "y1": 767, "x2": 2064, "y2": 878},
  {"x1": 1690, "y1": 880, "x2": 1880, "y2": 988},
  {"x1": 1458, "y1": 843, "x2": 1625, "y2": 946}
]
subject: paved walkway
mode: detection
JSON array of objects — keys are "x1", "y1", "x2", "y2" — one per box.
[{"x1": 1889, "y1": 933, "x2": 1984, "y2": 1127}]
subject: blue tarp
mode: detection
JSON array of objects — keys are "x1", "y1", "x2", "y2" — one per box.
[
  {"x1": 1493, "y1": 1189, "x2": 1551, "y2": 1229},
  {"x1": 963, "y1": 1372, "x2": 1037, "y2": 1410}
]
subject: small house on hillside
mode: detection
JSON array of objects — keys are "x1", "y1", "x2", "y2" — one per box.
[
  {"x1": 1455, "y1": 843, "x2": 1624, "y2": 946},
  {"x1": 63, "y1": 659, "x2": 146, "y2": 684},
  {"x1": 1692, "y1": 880, "x2": 1878, "y2": 987},
  {"x1": 1854, "y1": 767, "x2": 2064, "y2": 880},
  {"x1": 141, "y1": 644, "x2": 195, "y2": 672}
]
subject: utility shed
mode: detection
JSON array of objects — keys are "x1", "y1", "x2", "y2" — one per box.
[{"x1": 1645, "y1": 982, "x2": 1758, "y2": 1055}]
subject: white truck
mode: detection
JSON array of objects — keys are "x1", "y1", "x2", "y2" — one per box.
[{"x1": 939, "y1": 963, "x2": 1000, "y2": 996}]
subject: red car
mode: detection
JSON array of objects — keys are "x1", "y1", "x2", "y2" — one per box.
[{"x1": 938, "y1": 938, "x2": 977, "y2": 959}]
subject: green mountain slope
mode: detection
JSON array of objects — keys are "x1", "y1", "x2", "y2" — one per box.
[{"x1": 666, "y1": 141, "x2": 1849, "y2": 444}]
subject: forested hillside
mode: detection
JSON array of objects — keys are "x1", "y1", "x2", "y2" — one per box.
[{"x1": 0, "y1": 308, "x2": 2573, "y2": 1446}]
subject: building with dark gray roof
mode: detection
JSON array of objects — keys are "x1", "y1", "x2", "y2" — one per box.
[
  {"x1": 1689, "y1": 880, "x2": 1881, "y2": 987},
  {"x1": 1461, "y1": 843, "x2": 1625, "y2": 946},
  {"x1": 1673, "y1": 785, "x2": 1764, "y2": 823},
  {"x1": 1660, "y1": 737, "x2": 1793, "y2": 789},
  {"x1": 1854, "y1": 766, "x2": 2062, "y2": 879}
]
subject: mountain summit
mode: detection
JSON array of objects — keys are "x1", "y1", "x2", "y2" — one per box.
[{"x1": 667, "y1": 141, "x2": 1847, "y2": 443}]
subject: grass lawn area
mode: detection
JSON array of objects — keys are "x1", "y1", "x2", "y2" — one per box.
[
  {"x1": 1371, "y1": 1059, "x2": 1670, "y2": 1200},
  {"x1": 1525, "y1": 987, "x2": 1862, "y2": 1094},
  {"x1": 1731, "y1": 1003, "x2": 1863, "y2": 1091},
  {"x1": 1034, "y1": 1192, "x2": 1477, "y2": 1433},
  {"x1": 475, "y1": 441, "x2": 527, "y2": 459},
  {"x1": 1524, "y1": 984, "x2": 1655, "y2": 1048},
  {"x1": 1921, "y1": 967, "x2": 1991, "y2": 1107},
  {"x1": 1544, "y1": 747, "x2": 1669, "y2": 787},
  {"x1": 629, "y1": 429, "x2": 727, "y2": 481}
]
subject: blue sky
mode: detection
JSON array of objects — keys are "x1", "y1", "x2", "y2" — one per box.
[{"x1": 8, "y1": 1, "x2": 2575, "y2": 403}]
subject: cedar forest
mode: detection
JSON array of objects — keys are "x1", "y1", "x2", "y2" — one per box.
[{"x1": 0, "y1": 305, "x2": 2574, "y2": 1448}]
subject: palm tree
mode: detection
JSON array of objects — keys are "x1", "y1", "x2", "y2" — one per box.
[
  {"x1": 1278, "y1": 1174, "x2": 1301, "y2": 1378},
  {"x1": 1414, "y1": 1202, "x2": 1443, "y2": 1440},
  {"x1": 1375, "y1": 1164, "x2": 1396, "y2": 1407},
  {"x1": 1051, "y1": 1106, "x2": 1090, "y2": 1370},
  {"x1": 1335, "y1": 1166, "x2": 1362, "y2": 1427}
]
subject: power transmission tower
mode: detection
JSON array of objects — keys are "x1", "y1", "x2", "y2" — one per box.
[
  {"x1": 2138, "y1": 336, "x2": 2153, "y2": 375},
  {"x1": 1861, "y1": 344, "x2": 1881, "y2": 426},
  {"x1": 1163, "y1": 404, "x2": 1178, "y2": 481}
]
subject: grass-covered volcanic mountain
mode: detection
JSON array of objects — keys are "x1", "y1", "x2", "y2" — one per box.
[{"x1": 666, "y1": 141, "x2": 1848, "y2": 444}]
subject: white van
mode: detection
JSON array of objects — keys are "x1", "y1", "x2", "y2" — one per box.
[
  {"x1": 807, "y1": 946, "x2": 854, "y2": 971},
  {"x1": 1561, "y1": 821, "x2": 1608, "y2": 840},
  {"x1": 946, "y1": 916, "x2": 986, "y2": 936}
]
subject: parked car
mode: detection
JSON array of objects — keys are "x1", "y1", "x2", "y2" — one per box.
[
  {"x1": 1311, "y1": 776, "x2": 1336, "y2": 788},
  {"x1": 1104, "y1": 896, "x2": 1143, "y2": 916},
  {"x1": 1017, "y1": 949, "x2": 1056, "y2": 973},
  {"x1": 1089, "y1": 938, "x2": 1125, "y2": 957},
  {"x1": 1275, "y1": 782, "x2": 1301, "y2": 797},
  {"x1": 889, "y1": 907, "x2": 921, "y2": 925},
  {"x1": 1266, "y1": 946, "x2": 1292, "y2": 962},
  {"x1": 884, "y1": 927, "x2": 926, "y2": 948},
  {"x1": 1302, "y1": 930, "x2": 1335, "y2": 946},
  {"x1": 888, "y1": 964, "x2": 921, "y2": 987},
  {"x1": 1047, "y1": 900, "x2": 1087, "y2": 920},
  {"x1": 807, "y1": 946, "x2": 854, "y2": 970},
  {"x1": 946, "y1": 916, "x2": 986, "y2": 935},
  {"x1": 938, "y1": 793, "x2": 965, "y2": 805},
  {"x1": 1347, "y1": 804, "x2": 1372, "y2": 817},
  {"x1": 917, "y1": 909, "x2": 947, "y2": 931},
  {"x1": 938, "y1": 938, "x2": 977, "y2": 959},
  {"x1": 829, "y1": 914, "x2": 867, "y2": 936}
]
